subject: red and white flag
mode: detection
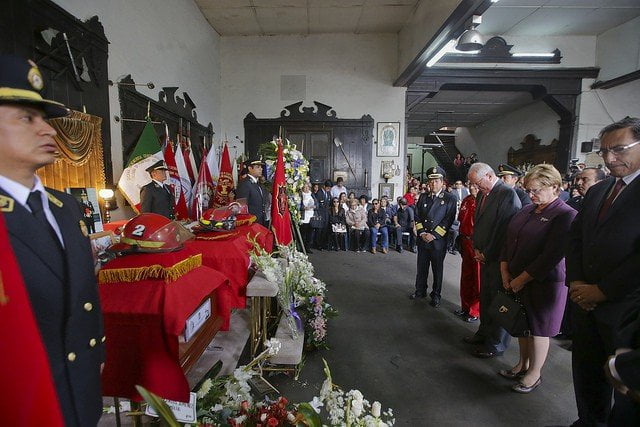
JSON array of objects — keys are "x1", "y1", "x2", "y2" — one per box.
[
  {"x1": 174, "y1": 133, "x2": 194, "y2": 210},
  {"x1": 206, "y1": 141, "x2": 219, "y2": 187},
  {"x1": 183, "y1": 135, "x2": 198, "y2": 185},
  {"x1": 213, "y1": 143, "x2": 234, "y2": 207},
  {"x1": 192, "y1": 148, "x2": 215, "y2": 220},
  {"x1": 163, "y1": 126, "x2": 190, "y2": 220},
  {"x1": 270, "y1": 140, "x2": 293, "y2": 245}
]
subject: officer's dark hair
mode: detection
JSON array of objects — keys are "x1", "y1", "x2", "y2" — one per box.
[
  {"x1": 599, "y1": 116, "x2": 640, "y2": 140},
  {"x1": 582, "y1": 167, "x2": 606, "y2": 182}
]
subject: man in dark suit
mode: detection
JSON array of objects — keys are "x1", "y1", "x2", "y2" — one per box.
[
  {"x1": 567, "y1": 117, "x2": 640, "y2": 426},
  {"x1": 498, "y1": 163, "x2": 532, "y2": 206},
  {"x1": 139, "y1": 160, "x2": 175, "y2": 219},
  {"x1": 465, "y1": 162, "x2": 522, "y2": 357},
  {"x1": 0, "y1": 55, "x2": 104, "y2": 426},
  {"x1": 409, "y1": 166, "x2": 457, "y2": 308},
  {"x1": 567, "y1": 167, "x2": 606, "y2": 211},
  {"x1": 236, "y1": 157, "x2": 267, "y2": 226}
]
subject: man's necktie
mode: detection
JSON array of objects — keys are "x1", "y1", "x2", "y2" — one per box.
[
  {"x1": 27, "y1": 191, "x2": 63, "y2": 247},
  {"x1": 598, "y1": 179, "x2": 626, "y2": 223},
  {"x1": 479, "y1": 192, "x2": 489, "y2": 213}
]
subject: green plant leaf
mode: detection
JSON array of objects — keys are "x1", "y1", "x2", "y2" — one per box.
[
  {"x1": 296, "y1": 402, "x2": 322, "y2": 427},
  {"x1": 135, "y1": 385, "x2": 181, "y2": 427}
]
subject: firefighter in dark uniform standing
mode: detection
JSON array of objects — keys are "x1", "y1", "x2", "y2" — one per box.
[
  {"x1": 139, "y1": 160, "x2": 175, "y2": 219},
  {"x1": 409, "y1": 166, "x2": 457, "y2": 307},
  {"x1": 498, "y1": 164, "x2": 532, "y2": 206},
  {"x1": 0, "y1": 55, "x2": 104, "y2": 426}
]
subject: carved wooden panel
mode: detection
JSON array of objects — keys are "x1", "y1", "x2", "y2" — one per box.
[
  {"x1": 508, "y1": 134, "x2": 558, "y2": 167},
  {"x1": 244, "y1": 102, "x2": 374, "y2": 195},
  {"x1": 0, "y1": 0, "x2": 112, "y2": 184},
  {"x1": 118, "y1": 76, "x2": 213, "y2": 169}
]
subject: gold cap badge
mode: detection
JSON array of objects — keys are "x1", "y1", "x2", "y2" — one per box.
[{"x1": 27, "y1": 60, "x2": 43, "y2": 91}]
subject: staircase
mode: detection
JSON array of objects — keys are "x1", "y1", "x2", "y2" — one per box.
[{"x1": 424, "y1": 133, "x2": 465, "y2": 182}]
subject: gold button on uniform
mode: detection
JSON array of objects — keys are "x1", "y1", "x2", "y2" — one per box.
[
  {"x1": 101, "y1": 336, "x2": 106, "y2": 343},
  {"x1": 89, "y1": 338, "x2": 97, "y2": 347},
  {"x1": 67, "y1": 352, "x2": 76, "y2": 362},
  {"x1": 83, "y1": 302, "x2": 93, "y2": 312}
]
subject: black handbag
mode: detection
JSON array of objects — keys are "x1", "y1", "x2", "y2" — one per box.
[
  {"x1": 310, "y1": 214, "x2": 324, "y2": 229},
  {"x1": 489, "y1": 291, "x2": 530, "y2": 337}
]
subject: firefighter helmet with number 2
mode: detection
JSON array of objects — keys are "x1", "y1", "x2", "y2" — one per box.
[{"x1": 108, "y1": 213, "x2": 194, "y2": 254}]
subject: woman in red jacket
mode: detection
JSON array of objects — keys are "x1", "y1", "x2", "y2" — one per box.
[{"x1": 455, "y1": 183, "x2": 480, "y2": 323}]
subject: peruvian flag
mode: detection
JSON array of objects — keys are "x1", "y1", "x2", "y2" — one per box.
[
  {"x1": 270, "y1": 140, "x2": 293, "y2": 245},
  {"x1": 213, "y1": 143, "x2": 234, "y2": 207},
  {"x1": 182, "y1": 135, "x2": 198, "y2": 185},
  {"x1": 174, "y1": 134, "x2": 194, "y2": 211},
  {"x1": 162, "y1": 127, "x2": 190, "y2": 220},
  {"x1": 206, "y1": 141, "x2": 219, "y2": 187},
  {"x1": 192, "y1": 148, "x2": 215, "y2": 220},
  {"x1": 0, "y1": 213, "x2": 65, "y2": 426}
]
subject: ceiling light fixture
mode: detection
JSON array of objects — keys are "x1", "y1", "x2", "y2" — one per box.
[
  {"x1": 512, "y1": 52, "x2": 556, "y2": 57},
  {"x1": 456, "y1": 15, "x2": 484, "y2": 52}
]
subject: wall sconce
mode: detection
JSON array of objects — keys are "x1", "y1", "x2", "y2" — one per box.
[
  {"x1": 381, "y1": 160, "x2": 400, "y2": 183},
  {"x1": 98, "y1": 188, "x2": 118, "y2": 223}
]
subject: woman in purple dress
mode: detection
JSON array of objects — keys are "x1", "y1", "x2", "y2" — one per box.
[{"x1": 499, "y1": 164, "x2": 577, "y2": 393}]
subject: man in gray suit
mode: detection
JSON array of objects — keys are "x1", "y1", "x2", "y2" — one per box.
[{"x1": 464, "y1": 162, "x2": 522, "y2": 357}]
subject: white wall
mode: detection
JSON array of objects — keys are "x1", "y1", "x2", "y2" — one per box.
[
  {"x1": 455, "y1": 101, "x2": 560, "y2": 168},
  {"x1": 53, "y1": 0, "x2": 222, "y2": 219},
  {"x1": 220, "y1": 33, "x2": 406, "y2": 200},
  {"x1": 596, "y1": 15, "x2": 640, "y2": 82},
  {"x1": 572, "y1": 16, "x2": 640, "y2": 160}
]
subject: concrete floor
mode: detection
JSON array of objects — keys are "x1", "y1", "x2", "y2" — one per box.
[{"x1": 269, "y1": 249, "x2": 578, "y2": 426}]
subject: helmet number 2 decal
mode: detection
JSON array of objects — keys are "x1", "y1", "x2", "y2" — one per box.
[{"x1": 131, "y1": 224, "x2": 146, "y2": 237}]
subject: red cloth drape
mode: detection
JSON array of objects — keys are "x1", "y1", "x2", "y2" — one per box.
[{"x1": 0, "y1": 213, "x2": 64, "y2": 426}]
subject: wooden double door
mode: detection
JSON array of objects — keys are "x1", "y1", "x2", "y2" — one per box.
[{"x1": 286, "y1": 130, "x2": 332, "y2": 184}]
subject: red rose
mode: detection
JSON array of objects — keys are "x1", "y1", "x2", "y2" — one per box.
[{"x1": 268, "y1": 417, "x2": 279, "y2": 426}]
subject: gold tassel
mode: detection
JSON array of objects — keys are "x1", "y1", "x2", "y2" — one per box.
[
  {"x1": 195, "y1": 231, "x2": 239, "y2": 240},
  {"x1": 98, "y1": 254, "x2": 202, "y2": 284}
]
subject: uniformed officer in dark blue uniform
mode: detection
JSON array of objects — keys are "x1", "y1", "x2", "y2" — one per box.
[
  {"x1": 497, "y1": 164, "x2": 532, "y2": 206},
  {"x1": 409, "y1": 166, "x2": 457, "y2": 307},
  {"x1": 0, "y1": 55, "x2": 104, "y2": 426}
]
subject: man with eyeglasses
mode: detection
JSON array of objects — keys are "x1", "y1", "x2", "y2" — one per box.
[
  {"x1": 566, "y1": 117, "x2": 640, "y2": 426},
  {"x1": 463, "y1": 162, "x2": 521, "y2": 358}
]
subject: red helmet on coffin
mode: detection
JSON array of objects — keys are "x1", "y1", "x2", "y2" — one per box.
[{"x1": 108, "y1": 213, "x2": 194, "y2": 254}]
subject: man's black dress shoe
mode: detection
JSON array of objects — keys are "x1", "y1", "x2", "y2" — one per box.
[
  {"x1": 429, "y1": 299, "x2": 441, "y2": 308},
  {"x1": 464, "y1": 315, "x2": 479, "y2": 323},
  {"x1": 408, "y1": 293, "x2": 426, "y2": 300},
  {"x1": 473, "y1": 349, "x2": 504, "y2": 358},
  {"x1": 463, "y1": 335, "x2": 484, "y2": 345},
  {"x1": 454, "y1": 309, "x2": 466, "y2": 317}
]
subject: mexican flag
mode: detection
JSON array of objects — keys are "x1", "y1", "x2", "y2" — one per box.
[{"x1": 117, "y1": 120, "x2": 162, "y2": 212}]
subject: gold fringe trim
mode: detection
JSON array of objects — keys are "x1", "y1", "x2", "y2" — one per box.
[
  {"x1": 195, "y1": 231, "x2": 239, "y2": 241},
  {"x1": 98, "y1": 254, "x2": 202, "y2": 284}
]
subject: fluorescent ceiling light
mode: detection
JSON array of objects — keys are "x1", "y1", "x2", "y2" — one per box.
[
  {"x1": 453, "y1": 49, "x2": 480, "y2": 54},
  {"x1": 512, "y1": 52, "x2": 555, "y2": 57},
  {"x1": 427, "y1": 40, "x2": 456, "y2": 67},
  {"x1": 491, "y1": 0, "x2": 500, "y2": 3}
]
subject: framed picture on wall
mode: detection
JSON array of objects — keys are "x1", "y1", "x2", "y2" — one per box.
[
  {"x1": 65, "y1": 187, "x2": 104, "y2": 233},
  {"x1": 379, "y1": 183, "x2": 394, "y2": 200},
  {"x1": 89, "y1": 231, "x2": 116, "y2": 273},
  {"x1": 376, "y1": 122, "x2": 400, "y2": 157}
]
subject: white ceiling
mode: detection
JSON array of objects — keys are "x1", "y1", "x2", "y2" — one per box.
[
  {"x1": 194, "y1": 0, "x2": 420, "y2": 36},
  {"x1": 480, "y1": 0, "x2": 640, "y2": 36}
]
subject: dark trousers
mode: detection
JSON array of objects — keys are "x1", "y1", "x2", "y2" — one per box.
[
  {"x1": 572, "y1": 307, "x2": 615, "y2": 426},
  {"x1": 330, "y1": 232, "x2": 347, "y2": 250},
  {"x1": 312, "y1": 225, "x2": 328, "y2": 249},
  {"x1": 394, "y1": 225, "x2": 415, "y2": 251},
  {"x1": 350, "y1": 229, "x2": 366, "y2": 251},
  {"x1": 475, "y1": 260, "x2": 511, "y2": 353},
  {"x1": 414, "y1": 237, "x2": 447, "y2": 300},
  {"x1": 300, "y1": 223, "x2": 313, "y2": 251}
]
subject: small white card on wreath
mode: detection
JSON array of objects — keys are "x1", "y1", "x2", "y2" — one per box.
[{"x1": 145, "y1": 392, "x2": 196, "y2": 423}]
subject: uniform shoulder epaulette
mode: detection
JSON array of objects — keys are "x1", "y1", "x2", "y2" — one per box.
[
  {"x1": 0, "y1": 194, "x2": 14, "y2": 212},
  {"x1": 46, "y1": 192, "x2": 64, "y2": 208}
]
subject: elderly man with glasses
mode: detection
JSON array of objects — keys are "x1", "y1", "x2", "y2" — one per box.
[
  {"x1": 567, "y1": 117, "x2": 640, "y2": 426},
  {"x1": 463, "y1": 162, "x2": 522, "y2": 358}
]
